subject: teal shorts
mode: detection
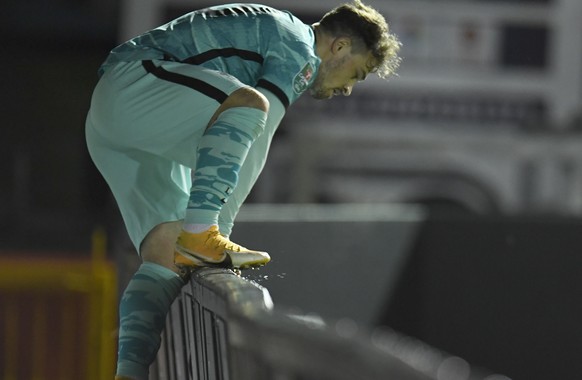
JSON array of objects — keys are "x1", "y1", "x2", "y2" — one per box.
[{"x1": 85, "y1": 60, "x2": 247, "y2": 252}]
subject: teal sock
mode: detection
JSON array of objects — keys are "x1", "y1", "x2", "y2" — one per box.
[
  {"x1": 185, "y1": 106, "x2": 267, "y2": 225},
  {"x1": 116, "y1": 262, "x2": 184, "y2": 379}
]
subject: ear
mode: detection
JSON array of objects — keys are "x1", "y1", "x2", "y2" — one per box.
[{"x1": 331, "y1": 36, "x2": 352, "y2": 55}]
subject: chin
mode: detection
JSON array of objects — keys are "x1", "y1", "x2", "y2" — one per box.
[{"x1": 309, "y1": 89, "x2": 332, "y2": 100}]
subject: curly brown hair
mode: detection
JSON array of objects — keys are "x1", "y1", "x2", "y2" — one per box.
[{"x1": 318, "y1": 0, "x2": 401, "y2": 78}]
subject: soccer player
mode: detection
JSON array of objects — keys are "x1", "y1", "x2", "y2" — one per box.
[{"x1": 85, "y1": 2, "x2": 400, "y2": 379}]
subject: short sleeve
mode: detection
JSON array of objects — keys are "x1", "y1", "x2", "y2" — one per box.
[{"x1": 256, "y1": 41, "x2": 320, "y2": 109}]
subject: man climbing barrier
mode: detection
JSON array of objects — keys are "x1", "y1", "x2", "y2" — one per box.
[{"x1": 85, "y1": 2, "x2": 400, "y2": 379}]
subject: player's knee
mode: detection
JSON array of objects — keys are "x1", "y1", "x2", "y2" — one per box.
[
  {"x1": 224, "y1": 87, "x2": 269, "y2": 113},
  {"x1": 206, "y1": 87, "x2": 269, "y2": 130}
]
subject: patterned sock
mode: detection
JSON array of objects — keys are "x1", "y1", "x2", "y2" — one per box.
[
  {"x1": 116, "y1": 262, "x2": 184, "y2": 379},
  {"x1": 185, "y1": 106, "x2": 267, "y2": 225}
]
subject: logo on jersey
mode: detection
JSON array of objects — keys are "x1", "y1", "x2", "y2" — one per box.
[{"x1": 293, "y1": 62, "x2": 314, "y2": 94}]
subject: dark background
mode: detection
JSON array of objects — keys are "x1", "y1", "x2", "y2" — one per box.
[
  {"x1": 1, "y1": 0, "x2": 119, "y2": 251},
  {"x1": 1, "y1": 1, "x2": 581, "y2": 379}
]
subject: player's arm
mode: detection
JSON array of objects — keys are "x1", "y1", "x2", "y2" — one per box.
[{"x1": 217, "y1": 87, "x2": 286, "y2": 236}]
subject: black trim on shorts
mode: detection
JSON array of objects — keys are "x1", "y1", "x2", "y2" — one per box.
[
  {"x1": 256, "y1": 79, "x2": 290, "y2": 109},
  {"x1": 182, "y1": 48, "x2": 264, "y2": 66},
  {"x1": 142, "y1": 60, "x2": 228, "y2": 103}
]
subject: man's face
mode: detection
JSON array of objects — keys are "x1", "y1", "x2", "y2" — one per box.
[{"x1": 309, "y1": 46, "x2": 375, "y2": 100}]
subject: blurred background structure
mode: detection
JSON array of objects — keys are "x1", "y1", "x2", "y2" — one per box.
[{"x1": 1, "y1": 0, "x2": 582, "y2": 379}]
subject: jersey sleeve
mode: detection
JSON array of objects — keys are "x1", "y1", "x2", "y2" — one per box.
[{"x1": 256, "y1": 40, "x2": 319, "y2": 109}]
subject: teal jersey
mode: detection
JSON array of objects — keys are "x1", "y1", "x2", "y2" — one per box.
[{"x1": 99, "y1": 3, "x2": 321, "y2": 107}]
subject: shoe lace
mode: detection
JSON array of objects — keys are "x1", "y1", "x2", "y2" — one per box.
[{"x1": 204, "y1": 229, "x2": 241, "y2": 252}]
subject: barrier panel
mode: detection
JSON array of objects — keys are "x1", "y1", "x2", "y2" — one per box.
[{"x1": 151, "y1": 268, "x2": 506, "y2": 380}]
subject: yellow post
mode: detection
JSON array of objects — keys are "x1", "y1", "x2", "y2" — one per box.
[
  {"x1": 89, "y1": 225, "x2": 118, "y2": 380},
  {"x1": 91, "y1": 225, "x2": 107, "y2": 264}
]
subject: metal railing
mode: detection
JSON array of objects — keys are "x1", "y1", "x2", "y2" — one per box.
[{"x1": 151, "y1": 268, "x2": 508, "y2": 380}]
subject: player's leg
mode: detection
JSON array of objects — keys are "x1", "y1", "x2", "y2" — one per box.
[
  {"x1": 86, "y1": 127, "x2": 187, "y2": 380},
  {"x1": 86, "y1": 60, "x2": 216, "y2": 380},
  {"x1": 216, "y1": 87, "x2": 287, "y2": 237},
  {"x1": 118, "y1": 59, "x2": 271, "y2": 269},
  {"x1": 114, "y1": 221, "x2": 184, "y2": 380},
  {"x1": 174, "y1": 86, "x2": 272, "y2": 269},
  {"x1": 87, "y1": 60, "x2": 271, "y2": 379}
]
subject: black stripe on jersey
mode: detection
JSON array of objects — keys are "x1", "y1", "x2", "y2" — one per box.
[
  {"x1": 197, "y1": 5, "x2": 274, "y2": 18},
  {"x1": 257, "y1": 79, "x2": 290, "y2": 109},
  {"x1": 142, "y1": 60, "x2": 228, "y2": 103},
  {"x1": 182, "y1": 48, "x2": 264, "y2": 65}
]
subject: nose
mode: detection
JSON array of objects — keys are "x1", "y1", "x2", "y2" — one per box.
[{"x1": 342, "y1": 86, "x2": 353, "y2": 96}]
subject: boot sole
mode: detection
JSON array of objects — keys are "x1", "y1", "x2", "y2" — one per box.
[{"x1": 174, "y1": 247, "x2": 269, "y2": 270}]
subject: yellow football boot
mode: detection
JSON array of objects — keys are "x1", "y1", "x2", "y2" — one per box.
[{"x1": 174, "y1": 226, "x2": 270, "y2": 269}]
